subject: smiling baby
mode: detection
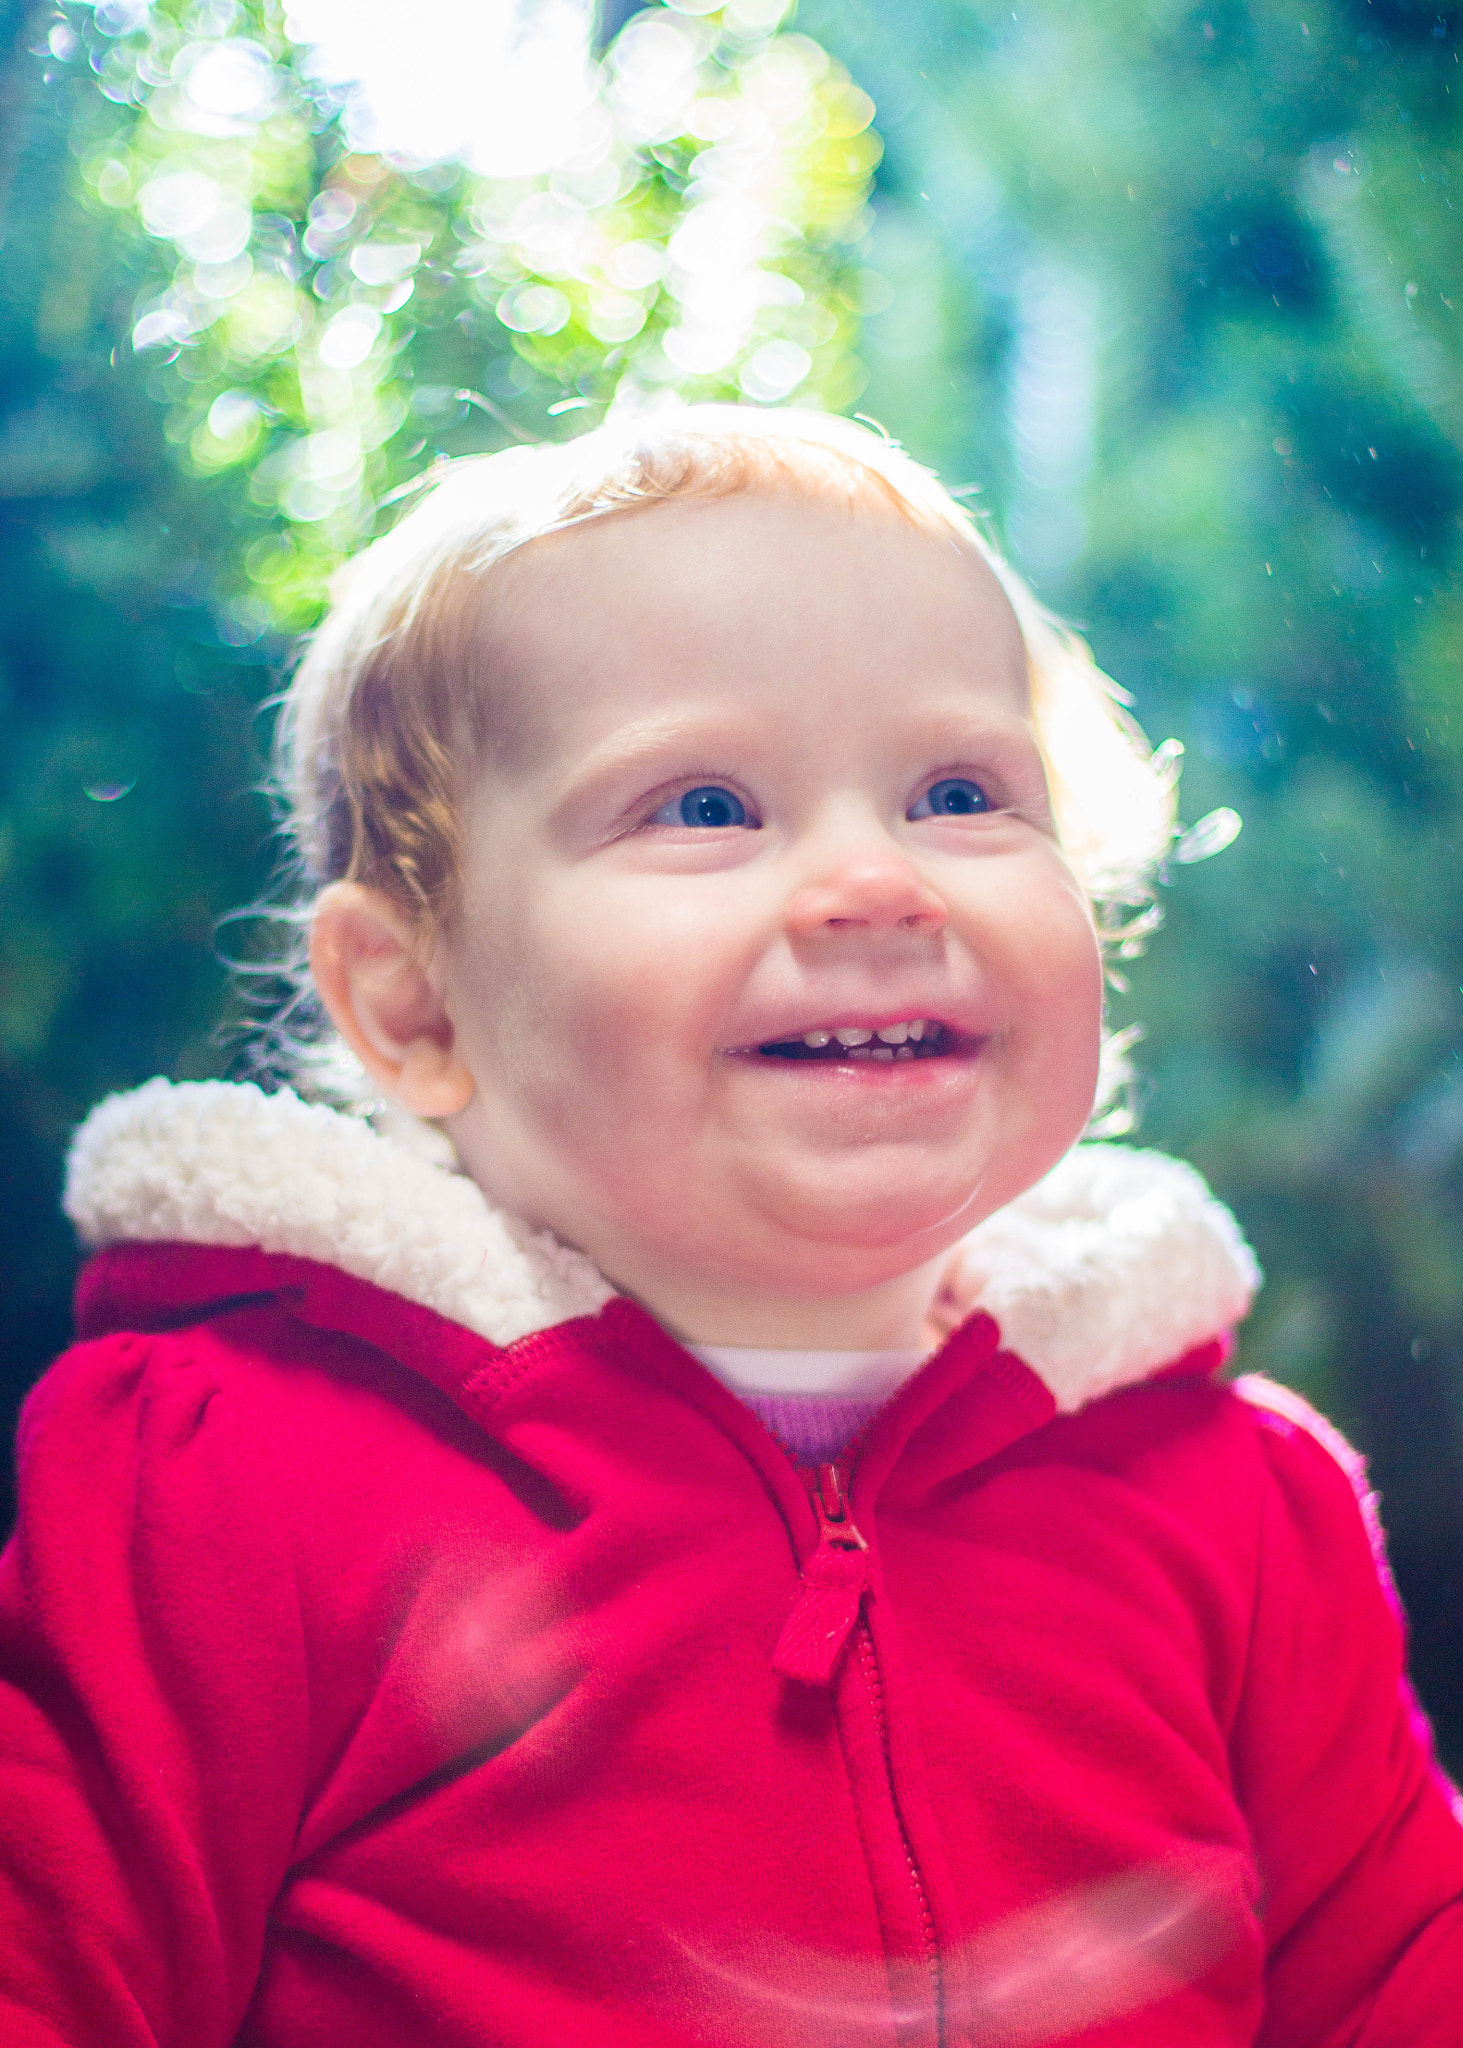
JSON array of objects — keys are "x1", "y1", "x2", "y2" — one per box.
[{"x1": 5, "y1": 407, "x2": 1462, "y2": 2046}]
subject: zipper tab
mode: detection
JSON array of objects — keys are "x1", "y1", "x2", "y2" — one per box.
[
  {"x1": 772, "y1": 1464, "x2": 870, "y2": 1686},
  {"x1": 811, "y1": 1461, "x2": 869, "y2": 1547}
]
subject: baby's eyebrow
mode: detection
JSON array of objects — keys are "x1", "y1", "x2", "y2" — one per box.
[
  {"x1": 553, "y1": 713, "x2": 761, "y2": 798},
  {"x1": 545, "y1": 711, "x2": 765, "y2": 833}
]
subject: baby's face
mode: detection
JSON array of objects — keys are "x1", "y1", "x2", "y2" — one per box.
[{"x1": 439, "y1": 490, "x2": 1103, "y2": 1321}]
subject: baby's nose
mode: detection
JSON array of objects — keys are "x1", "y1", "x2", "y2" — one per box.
[{"x1": 785, "y1": 853, "x2": 948, "y2": 939}]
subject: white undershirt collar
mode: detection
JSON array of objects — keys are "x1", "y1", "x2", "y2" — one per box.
[{"x1": 688, "y1": 1344, "x2": 929, "y2": 1400}]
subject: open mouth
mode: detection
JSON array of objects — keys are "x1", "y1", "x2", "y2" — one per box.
[{"x1": 754, "y1": 1020, "x2": 960, "y2": 1063}]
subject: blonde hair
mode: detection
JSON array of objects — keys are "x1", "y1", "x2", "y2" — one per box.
[{"x1": 266, "y1": 405, "x2": 1176, "y2": 1087}]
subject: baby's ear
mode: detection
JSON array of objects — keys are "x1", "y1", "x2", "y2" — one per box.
[{"x1": 309, "y1": 883, "x2": 475, "y2": 1117}]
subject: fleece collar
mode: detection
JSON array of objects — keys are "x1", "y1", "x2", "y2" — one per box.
[{"x1": 64, "y1": 1078, "x2": 1260, "y2": 1418}]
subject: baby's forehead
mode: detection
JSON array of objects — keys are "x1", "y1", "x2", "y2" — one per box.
[{"x1": 474, "y1": 487, "x2": 1029, "y2": 759}]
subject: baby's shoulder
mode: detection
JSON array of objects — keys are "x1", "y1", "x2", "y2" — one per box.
[
  {"x1": 1054, "y1": 1363, "x2": 1368, "y2": 1492},
  {"x1": 21, "y1": 1269, "x2": 501, "y2": 1579},
  {"x1": 29, "y1": 1281, "x2": 384, "y2": 1461},
  {"x1": 1024, "y1": 1366, "x2": 1390, "y2": 1599},
  {"x1": 1226, "y1": 1370, "x2": 1398, "y2": 1602}
]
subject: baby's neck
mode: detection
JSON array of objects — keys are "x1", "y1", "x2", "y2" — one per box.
[{"x1": 628, "y1": 1252, "x2": 950, "y2": 1356}]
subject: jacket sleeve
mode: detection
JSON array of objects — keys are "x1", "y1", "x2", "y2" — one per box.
[
  {"x1": 1231, "y1": 1376, "x2": 1463, "y2": 2046},
  {"x1": 0, "y1": 1330, "x2": 313, "y2": 2048}
]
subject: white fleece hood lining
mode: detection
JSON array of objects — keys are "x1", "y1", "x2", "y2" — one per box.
[{"x1": 64, "y1": 1080, "x2": 1260, "y2": 1417}]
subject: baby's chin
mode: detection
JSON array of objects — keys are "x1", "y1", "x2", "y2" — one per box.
[{"x1": 736, "y1": 1155, "x2": 1000, "y2": 1270}]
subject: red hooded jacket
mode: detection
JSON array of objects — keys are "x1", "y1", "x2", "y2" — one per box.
[{"x1": 1, "y1": 1079, "x2": 1461, "y2": 2046}]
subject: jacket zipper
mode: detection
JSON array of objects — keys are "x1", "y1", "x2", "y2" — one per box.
[
  {"x1": 855, "y1": 1619, "x2": 942, "y2": 2039},
  {"x1": 789, "y1": 1461, "x2": 943, "y2": 2042}
]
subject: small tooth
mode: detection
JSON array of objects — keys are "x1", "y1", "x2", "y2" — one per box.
[
  {"x1": 876, "y1": 1023, "x2": 909, "y2": 1044},
  {"x1": 906, "y1": 1020, "x2": 926, "y2": 1042},
  {"x1": 834, "y1": 1026, "x2": 873, "y2": 1047},
  {"x1": 803, "y1": 1030, "x2": 832, "y2": 1048},
  {"x1": 894, "y1": 1045, "x2": 914, "y2": 1060},
  {"x1": 869, "y1": 1046, "x2": 896, "y2": 1061}
]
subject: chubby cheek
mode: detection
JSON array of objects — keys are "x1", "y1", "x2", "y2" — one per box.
[
  {"x1": 1000, "y1": 878, "x2": 1105, "y2": 1109},
  {"x1": 447, "y1": 875, "x2": 717, "y2": 1176}
]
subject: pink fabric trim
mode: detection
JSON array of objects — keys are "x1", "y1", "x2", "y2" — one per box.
[{"x1": 1232, "y1": 1372, "x2": 1400, "y2": 1615}]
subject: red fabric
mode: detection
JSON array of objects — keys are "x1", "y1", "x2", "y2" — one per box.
[{"x1": 0, "y1": 1237, "x2": 1460, "y2": 2046}]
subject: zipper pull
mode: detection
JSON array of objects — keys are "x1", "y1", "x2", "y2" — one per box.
[{"x1": 772, "y1": 1463, "x2": 870, "y2": 1686}]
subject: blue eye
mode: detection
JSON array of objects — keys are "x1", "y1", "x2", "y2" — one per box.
[
  {"x1": 909, "y1": 777, "x2": 991, "y2": 819},
  {"x1": 653, "y1": 785, "x2": 753, "y2": 829}
]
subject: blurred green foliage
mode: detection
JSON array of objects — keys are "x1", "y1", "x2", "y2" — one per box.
[
  {"x1": 62, "y1": 0, "x2": 877, "y2": 619},
  {"x1": 3, "y1": 0, "x2": 1463, "y2": 1756}
]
